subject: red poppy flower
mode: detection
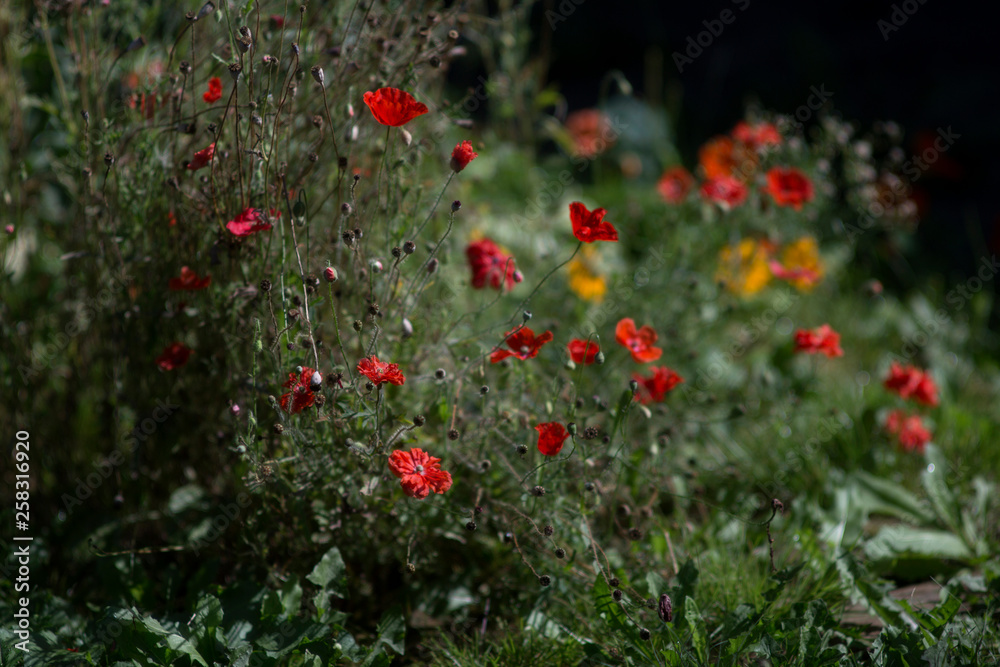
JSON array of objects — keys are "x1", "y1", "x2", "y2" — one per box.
[
  {"x1": 450, "y1": 140, "x2": 478, "y2": 172},
  {"x1": 466, "y1": 238, "x2": 521, "y2": 291},
  {"x1": 793, "y1": 324, "x2": 843, "y2": 358},
  {"x1": 388, "y1": 448, "x2": 453, "y2": 499},
  {"x1": 615, "y1": 318, "x2": 662, "y2": 363},
  {"x1": 763, "y1": 167, "x2": 814, "y2": 210},
  {"x1": 569, "y1": 202, "x2": 618, "y2": 243},
  {"x1": 226, "y1": 207, "x2": 273, "y2": 236},
  {"x1": 203, "y1": 76, "x2": 223, "y2": 104},
  {"x1": 490, "y1": 327, "x2": 553, "y2": 363},
  {"x1": 884, "y1": 410, "x2": 932, "y2": 454},
  {"x1": 186, "y1": 143, "x2": 215, "y2": 171},
  {"x1": 700, "y1": 175, "x2": 748, "y2": 209},
  {"x1": 567, "y1": 339, "x2": 600, "y2": 364},
  {"x1": 156, "y1": 342, "x2": 192, "y2": 371},
  {"x1": 357, "y1": 355, "x2": 405, "y2": 386},
  {"x1": 362, "y1": 87, "x2": 429, "y2": 127},
  {"x1": 565, "y1": 109, "x2": 615, "y2": 158},
  {"x1": 280, "y1": 366, "x2": 318, "y2": 413},
  {"x1": 884, "y1": 362, "x2": 939, "y2": 406},
  {"x1": 732, "y1": 121, "x2": 781, "y2": 151},
  {"x1": 269, "y1": 14, "x2": 285, "y2": 27},
  {"x1": 632, "y1": 366, "x2": 684, "y2": 404},
  {"x1": 657, "y1": 166, "x2": 695, "y2": 204},
  {"x1": 535, "y1": 422, "x2": 569, "y2": 456},
  {"x1": 168, "y1": 266, "x2": 212, "y2": 291}
]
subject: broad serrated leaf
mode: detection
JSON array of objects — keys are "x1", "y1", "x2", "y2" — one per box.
[
  {"x1": 851, "y1": 471, "x2": 936, "y2": 525},
  {"x1": 306, "y1": 547, "x2": 348, "y2": 599},
  {"x1": 684, "y1": 596, "x2": 707, "y2": 665},
  {"x1": 375, "y1": 605, "x2": 405, "y2": 655},
  {"x1": 921, "y1": 445, "x2": 962, "y2": 533}
]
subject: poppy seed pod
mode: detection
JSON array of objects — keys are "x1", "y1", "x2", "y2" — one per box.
[
  {"x1": 310, "y1": 65, "x2": 325, "y2": 86},
  {"x1": 400, "y1": 128, "x2": 412, "y2": 146},
  {"x1": 451, "y1": 200, "x2": 461, "y2": 212},
  {"x1": 402, "y1": 318, "x2": 413, "y2": 338},
  {"x1": 228, "y1": 62, "x2": 242, "y2": 82}
]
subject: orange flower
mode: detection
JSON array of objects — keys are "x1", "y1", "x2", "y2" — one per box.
[
  {"x1": 357, "y1": 356, "x2": 405, "y2": 386},
  {"x1": 884, "y1": 410, "x2": 932, "y2": 453},
  {"x1": 700, "y1": 175, "x2": 748, "y2": 209},
  {"x1": 698, "y1": 136, "x2": 756, "y2": 180},
  {"x1": 884, "y1": 363, "x2": 939, "y2": 406},
  {"x1": 764, "y1": 167, "x2": 814, "y2": 210},
  {"x1": 186, "y1": 143, "x2": 215, "y2": 171},
  {"x1": 569, "y1": 202, "x2": 618, "y2": 243},
  {"x1": 388, "y1": 448, "x2": 453, "y2": 499},
  {"x1": 769, "y1": 237, "x2": 823, "y2": 290},
  {"x1": 168, "y1": 266, "x2": 211, "y2": 291},
  {"x1": 362, "y1": 87, "x2": 428, "y2": 126},
  {"x1": 793, "y1": 324, "x2": 843, "y2": 358},
  {"x1": 632, "y1": 366, "x2": 683, "y2": 404},
  {"x1": 490, "y1": 327, "x2": 553, "y2": 363},
  {"x1": 156, "y1": 342, "x2": 192, "y2": 371},
  {"x1": 203, "y1": 77, "x2": 223, "y2": 104},
  {"x1": 615, "y1": 318, "x2": 662, "y2": 363},
  {"x1": 567, "y1": 339, "x2": 600, "y2": 365},
  {"x1": 657, "y1": 166, "x2": 694, "y2": 204},
  {"x1": 535, "y1": 422, "x2": 569, "y2": 456},
  {"x1": 565, "y1": 109, "x2": 615, "y2": 158},
  {"x1": 280, "y1": 366, "x2": 319, "y2": 413},
  {"x1": 732, "y1": 121, "x2": 781, "y2": 152}
]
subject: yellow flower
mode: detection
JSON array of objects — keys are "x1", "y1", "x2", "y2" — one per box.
[
  {"x1": 776, "y1": 237, "x2": 823, "y2": 291},
  {"x1": 568, "y1": 245, "x2": 607, "y2": 302},
  {"x1": 716, "y1": 239, "x2": 773, "y2": 296}
]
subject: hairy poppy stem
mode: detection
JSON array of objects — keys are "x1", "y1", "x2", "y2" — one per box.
[{"x1": 507, "y1": 241, "x2": 583, "y2": 326}]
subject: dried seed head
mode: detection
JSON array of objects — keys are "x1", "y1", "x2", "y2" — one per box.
[
  {"x1": 522, "y1": 310, "x2": 532, "y2": 322},
  {"x1": 228, "y1": 62, "x2": 242, "y2": 82},
  {"x1": 391, "y1": 246, "x2": 402, "y2": 259},
  {"x1": 479, "y1": 460, "x2": 491, "y2": 472},
  {"x1": 287, "y1": 308, "x2": 300, "y2": 320},
  {"x1": 628, "y1": 527, "x2": 643, "y2": 540},
  {"x1": 310, "y1": 65, "x2": 325, "y2": 85},
  {"x1": 542, "y1": 524, "x2": 554, "y2": 536},
  {"x1": 612, "y1": 589, "x2": 623, "y2": 601},
  {"x1": 104, "y1": 152, "x2": 115, "y2": 167},
  {"x1": 555, "y1": 548, "x2": 566, "y2": 559},
  {"x1": 434, "y1": 368, "x2": 446, "y2": 379},
  {"x1": 403, "y1": 240, "x2": 416, "y2": 255},
  {"x1": 413, "y1": 414, "x2": 426, "y2": 427},
  {"x1": 352, "y1": 319, "x2": 362, "y2": 332},
  {"x1": 772, "y1": 498, "x2": 784, "y2": 513},
  {"x1": 260, "y1": 279, "x2": 272, "y2": 292},
  {"x1": 406, "y1": 562, "x2": 416, "y2": 573},
  {"x1": 451, "y1": 199, "x2": 461, "y2": 212},
  {"x1": 639, "y1": 628, "x2": 651, "y2": 641},
  {"x1": 531, "y1": 485, "x2": 546, "y2": 497},
  {"x1": 516, "y1": 444, "x2": 527, "y2": 455},
  {"x1": 465, "y1": 521, "x2": 476, "y2": 532},
  {"x1": 609, "y1": 577, "x2": 620, "y2": 588},
  {"x1": 340, "y1": 202, "x2": 352, "y2": 216},
  {"x1": 179, "y1": 61, "x2": 192, "y2": 74},
  {"x1": 480, "y1": 385, "x2": 489, "y2": 395},
  {"x1": 429, "y1": 55, "x2": 441, "y2": 68},
  {"x1": 448, "y1": 429, "x2": 460, "y2": 441},
  {"x1": 538, "y1": 575, "x2": 551, "y2": 587},
  {"x1": 342, "y1": 230, "x2": 355, "y2": 246},
  {"x1": 273, "y1": 423, "x2": 284, "y2": 434}
]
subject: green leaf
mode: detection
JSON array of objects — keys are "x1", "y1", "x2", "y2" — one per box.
[
  {"x1": 306, "y1": 547, "x2": 348, "y2": 599},
  {"x1": 864, "y1": 526, "x2": 973, "y2": 563},
  {"x1": 167, "y1": 484, "x2": 207, "y2": 514},
  {"x1": 851, "y1": 471, "x2": 936, "y2": 525},
  {"x1": 684, "y1": 596, "x2": 708, "y2": 665},
  {"x1": 191, "y1": 594, "x2": 224, "y2": 636},
  {"x1": 280, "y1": 576, "x2": 302, "y2": 617},
  {"x1": 375, "y1": 605, "x2": 406, "y2": 656}
]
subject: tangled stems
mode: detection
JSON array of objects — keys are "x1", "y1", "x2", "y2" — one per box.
[
  {"x1": 326, "y1": 282, "x2": 354, "y2": 383},
  {"x1": 507, "y1": 241, "x2": 583, "y2": 326},
  {"x1": 398, "y1": 204, "x2": 460, "y2": 322}
]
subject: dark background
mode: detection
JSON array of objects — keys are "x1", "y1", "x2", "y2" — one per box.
[{"x1": 524, "y1": 0, "x2": 1000, "y2": 288}]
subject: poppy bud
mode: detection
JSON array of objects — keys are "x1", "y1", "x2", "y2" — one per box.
[
  {"x1": 451, "y1": 200, "x2": 461, "y2": 212},
  {"x1": 341, "y1": 202, "x2": 352, "y2": 216},
  {"x1": 531, "y1": 485, "x2": 546, "y2": 497},
  {"x1": 196, "y1": 1, "x2": 215, "y2": 20},
  {"x1": 434, "y1": 368, "x2": 446, "y2": 379},
  {"x1": 402, "y1": 318, "x2": 413, "y2": 338},
  {"x1": 555, "y1": 548, "x2": 565, "y2": 559},
  {"x1": 522, "y1": 310, "x2": 532, "y2": 322},
  {"x1": 370, "y1": 259, "x2": 383, "y2": 273},
  {"x1": 612, "y1": 589, "x2": 623, "y2": 601},
  {"x1": 104, "y1": 152, "x2": 115, "y2": 167},
  {"x1": 403, "y1": 240, "x2": 416, "y2": 254},
  {"x1": 260, "y1": 279, "x2": 272, "y2": 292},
  {"x1": 629, "y1": 379, "x2": 638, "y2": 393},
  {"x1": 427, "y1": 258, "x2": 439, "y2": 274},
  {"x1": 516, "y1": 444, "x2": 527, "y2": 455},
  {"x1": 639, "y1": 628, "x2": 651, "y2": 641},
  {"x1": 309, "y1": 372, "x2": 323, "y2": 389},
  {"x1": 448, "y1": 429, "x2": 460, "y2": 440},
  {"x1": 413, "y1": 414, "x2": 426, "y2": 426},
  {"x1": 400, "y1": 128, "x2": 412, "y2": 146},
  {"x1": 512, "y1": 270, "x2": 524, "y2": 283},
  {"x1": 310, "y1": 65, "x2": 325, "y2": 86},
  {"x1": 567, "y1": 422, "x2": 577, "y2": 436},
  {"x1": 658, "y1": 594, "x2": 673, "y2": 623},
  {"x1": 228, "y1": 62, "x2": 242, "y2": 82},
  {"x1": 465, "y1": 521, "x2": 477, "y2": 532}
]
